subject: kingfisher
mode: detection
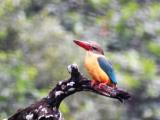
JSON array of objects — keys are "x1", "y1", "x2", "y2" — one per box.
[{"x1": 74, "y1": 40, "x2": 117, "y2": 89}]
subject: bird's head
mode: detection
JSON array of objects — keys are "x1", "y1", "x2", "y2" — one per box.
[{"x1": 74, "y1": 40, "x2": 104, "y2": 55}]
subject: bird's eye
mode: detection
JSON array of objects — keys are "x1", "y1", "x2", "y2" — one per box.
[{"x1": 92, "y1": 46, "x2": 97, "y2": 50}]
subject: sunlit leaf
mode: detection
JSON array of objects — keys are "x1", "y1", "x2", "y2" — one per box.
[
  {"x1": 121, "y1": 2, "x2": 139, "y2": 20},
  {"x1": 148, "y1": 42, "x2": 160, "y2": 57}
]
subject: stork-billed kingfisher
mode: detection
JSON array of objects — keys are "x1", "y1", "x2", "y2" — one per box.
[{"x1": 74, "y1": 40, "x2": 117, "y2": 89}]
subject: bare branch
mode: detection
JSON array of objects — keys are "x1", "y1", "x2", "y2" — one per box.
[{"x1": 8, "y1": 64, "x2": 131, "y2": 120}]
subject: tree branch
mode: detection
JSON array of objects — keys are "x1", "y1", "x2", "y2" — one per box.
[{"x1": 8, "y1": 64, "x2": 130, "y2": 120}]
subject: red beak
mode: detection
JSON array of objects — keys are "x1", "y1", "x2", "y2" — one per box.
[{"x1": 73, "y1": 40, "x2": 91, "y2": 51}]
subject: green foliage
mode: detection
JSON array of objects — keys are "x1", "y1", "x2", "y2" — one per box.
[
  {"x1": 89, "y1": 0, "x2": 110, "y2": 7},
  {"x1": 124, "y1": 73, "x2": 140, "y2": 89},
  {"x1": 150, "y1": 2, "x2": 160, "y2": 19},
  {"x1": 0, "y1": 0, "x2": 15, "y2": 17},
  {"x1": 121, "y1": 2, "x2": 139, "y2": 20},
  {"x1": 0, "y1": 30, "x2": 7, "y2": 41},
  {"x1": 60, "y1": 102, "x2": 70, "y2": 114},
  {"x1": 148, "y1": 42, "x2": 160, "y2": 57},
  {"x1": 141, "y1": 58, "x2": 156, "y2": 78}
]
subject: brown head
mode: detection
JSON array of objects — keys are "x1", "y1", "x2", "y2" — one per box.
[{"x1": 74, "y1": 40, "x2": 104, "y2": 55}]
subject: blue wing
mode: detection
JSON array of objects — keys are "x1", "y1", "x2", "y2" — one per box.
[{"x1": 97, "y1": 57, "x2": 117, "y2": 84}]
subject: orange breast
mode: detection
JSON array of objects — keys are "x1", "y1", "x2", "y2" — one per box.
[{"x1": 84, "y1": 52, "x2": 111, "y2": 84}]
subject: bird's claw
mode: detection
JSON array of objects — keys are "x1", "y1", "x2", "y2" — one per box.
[{"x1": 97, "y1": 84, "x2": 118, "y2": 97}]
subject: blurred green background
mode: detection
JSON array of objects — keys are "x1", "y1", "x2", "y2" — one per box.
[{"x1": 0, "y1": 0, "x2": 160, "y2": 120}]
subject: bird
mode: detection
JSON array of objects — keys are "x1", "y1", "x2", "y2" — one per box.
[{"x1": 74, "y1": 40, "x2": 117, "y2": 89}]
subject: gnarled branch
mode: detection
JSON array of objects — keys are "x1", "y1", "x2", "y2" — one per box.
[{"x1": 8, "y1": 64, "x2": 130, "y2": 120}]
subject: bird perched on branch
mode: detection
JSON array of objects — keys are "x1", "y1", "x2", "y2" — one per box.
[{"x1": 74, "y1": 40, "x2": 117, "y2": 90}]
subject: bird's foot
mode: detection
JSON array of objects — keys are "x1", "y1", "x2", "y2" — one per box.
[
  {"x1": 98, "y1": 83, "x2": 118, "y2": 96},
  {"x1": 98, "y1": 83, "x2": 107, "y2": 89},
  {"x1": 98, "y1": 83, "x2": 112, "y2": 94},
  {"x1": 91, "y1": 80, "x2": 98, "y2": 87}
]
